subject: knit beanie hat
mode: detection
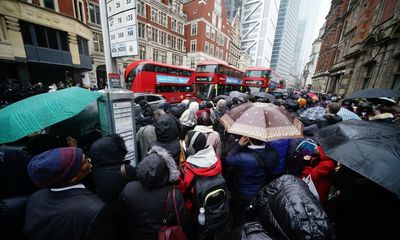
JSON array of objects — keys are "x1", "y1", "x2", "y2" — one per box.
[
  {"x1": 186, "y1": 131, "x2": 207, "y2": 153},
  {"x1": 298, "y1": 98, "x2": 307, "y2": 107},
  {"x1": 27, "y1": 147, "x2": 83, "y2": 188}
]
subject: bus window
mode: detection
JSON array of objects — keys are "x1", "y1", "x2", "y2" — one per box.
[
  {"x1": 142, "y1": 64, "x2": 154, "y2": 72},
  {"x1": 125, "y1": 64, "x2": 143, "y2": 90},
  {"x1": 196, "y1": 65, "x2": 217, "y2": 73},
  {"x1": 245, "y1": 70, "x2": 271, "y2": 78},
  {"x1": 195, "y1": 84, "x2": 216, "y2": 100}
]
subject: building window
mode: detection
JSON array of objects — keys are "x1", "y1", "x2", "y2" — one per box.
[
  {"x1": 44, "y1": 0, "x2": 55, "y2": 10},
  {"x1": 171, "y1": 19, "x2": 177, "y2": 31},
  {"x1": 159, "y1": 12, "x2": 167, "y2": 27},
  {"x1": 151, "y1": 8, "x2": 158, "y2": 23},
  {"x1": 89, "y1": 3, "x2": 101, "y2": 25},
  {"x1": 77, "y1": 36, "x2": 89, "y2": 55},
  {"x1": 177, "y1": 38, "x2": 183, "y2": 51},
  {"x1": 215, "y1": 47, "x2": 219, "y2": 58},
  {"x1": 217, "y1": 17, "x2": 222, "y2": 30},
  {"x1": 177, "y1": 22, "x2": 183, "y2": 34},
  {"x1": 138, "y1": 22, "x2": 146, "y2": 38},
  {"x1": 160, "y1": 50, "x2": 167, "y2": 63},
  {"x1": 191, "y1": 57, "x2": 195, "y2": 69},
  {"x1": 160, "y1": 31, "x2": 167, "y2": 45},
  {"x1": 363, "y1": 63, "x2": 375, "y2": 89},
  {"x1": 205, "y1": 41, "x2": 209, "y2": 54},
  {"x1": 205, "y1": 25, "x2": 210, "y2": 38},
  {"x1": 210, "y1": 44, "x2": 214, "y2": 56},
  {"x1": 191, "y1": 23, "x2": 197, "y2": 36},
  {"x1": 139, "y1": 45, "x2": 146, "y2": 59},
  {"x1": 172, "y1": 54, "x2": 178, "y2": 65},
  {"x1": 137, "y1": 1, "x2": 145, "y2": 17},
  {"x1": 211, "y1": 29, "x2": 215, "y2": 41},
  {"x1": 74, "y1": 0, "x2": 84, "y2": 22},
  {"x1": 171, "y1": 35, "x2": 176, "y2": 49},
  {"x1": 93, "y1": 32, "x2": 104, "y2": 52},
  {"x1": 153, "y1": 48, "x2": 159, "y2": 62},
  {"x1": 190, "y1": 40, "x2": 196, "y2": 52},
  {"x1": 20, "y1": 21, "x2": 69, "y2": 51},
  {"x1": 212, "y1": 12, "x2": 216, "y2": 26},
  {"x1": 152, "y1": 28, "x2": 158, "y2": 43}
]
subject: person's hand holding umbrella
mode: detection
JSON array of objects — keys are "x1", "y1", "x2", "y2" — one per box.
[{"x1": 238, "y1": 136, "x2": 250, "y2": 146}]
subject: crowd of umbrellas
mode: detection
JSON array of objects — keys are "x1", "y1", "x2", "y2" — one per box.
[{"x1": 0, "y1": 87, "x2": 399, "y2": 198}]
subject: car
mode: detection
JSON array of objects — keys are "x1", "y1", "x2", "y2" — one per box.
[{"x1": 133, "y1": 93, "x2": 166, "y2": 116}]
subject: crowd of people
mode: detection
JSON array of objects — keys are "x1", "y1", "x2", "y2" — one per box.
[{"x1": 1, "y1": 90, "x2": 399, "y2": 240}]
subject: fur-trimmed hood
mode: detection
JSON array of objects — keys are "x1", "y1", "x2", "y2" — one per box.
[{"x1": 137, "y1": 146, "x2": 179, "y2": 188}]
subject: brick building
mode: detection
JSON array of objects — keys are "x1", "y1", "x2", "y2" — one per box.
[
  {"x1": 227, "y1": 9, "x2": 240, "y2": 68},
  {"x1": 129, "y1": 0, "x2": 187, "y2": 67},
  {"x1": 313, "y1": 0, "x2": 400, "y2": 96},
  {"x1": 312, "y1": 0, "x2": 350, "y2": 92},
  {"x1": 183, "y1": 0, "x2": 232, "y2": 68},
  {"x1": 0, "y1": 0, "x2": 93, "y2": 92}
]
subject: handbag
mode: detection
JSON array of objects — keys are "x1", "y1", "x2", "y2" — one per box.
[
  {"x1": 302, "y1": 175, "x2": 320, "y2": 200},
  {"x1": 158, "y1": 187, "x2": 187, "y2": 240}
]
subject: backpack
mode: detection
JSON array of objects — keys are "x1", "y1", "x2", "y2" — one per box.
[{"x1": 191, "y1": 174, "x2": 229, "y2": 234}]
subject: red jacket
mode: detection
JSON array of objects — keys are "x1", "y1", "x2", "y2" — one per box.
[
  {"x1": 178, "y1": 158, "x2": 222, "y2": 211},
  {"x1": 302, "y1": 146, "x2": 336, "y2": 202}
]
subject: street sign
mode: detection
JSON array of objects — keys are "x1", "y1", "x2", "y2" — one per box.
[
  {"x1": 108, "y1": 73, "x2": 121, "y2": 88},
  {"x1": 106, "y1": 0, "x2": 138, "y2": 57}
]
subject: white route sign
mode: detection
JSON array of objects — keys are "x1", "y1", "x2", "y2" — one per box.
[{"x1": 106, "y1": 0, "x2": 138, "y2": 57}]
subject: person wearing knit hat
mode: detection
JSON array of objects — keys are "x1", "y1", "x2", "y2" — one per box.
[
  {"x1": 119, "y1": 145, "x2": 188, "y2": 239},
  {"x1": 24, "y1": 147, "x2": 116, "y2": 240},
  {"x1": 178, "y1": 131, "x2": 222, "y2": 212},
  {"x1": 298, "y1": 98, "x2": 307, "y2": 107}
]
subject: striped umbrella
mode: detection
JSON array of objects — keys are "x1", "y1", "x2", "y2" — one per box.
[{"x1": 337, "y1": 107, "x2": 361, "y2": 121}]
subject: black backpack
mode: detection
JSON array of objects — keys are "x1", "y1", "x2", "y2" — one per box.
[{"x1": 191, "y1": 174, "x2": 229, "y2": 234}]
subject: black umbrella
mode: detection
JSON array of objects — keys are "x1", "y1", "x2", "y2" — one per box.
[
  {"x1": 317, "y1": 120, "x2": 400, "y2": 196},
  {"x1": 346, "y1": 88, "x2": 400, "y2": 99},
  {"x1": 252, "y1": 92, "x2": 276, "y2": 103}
]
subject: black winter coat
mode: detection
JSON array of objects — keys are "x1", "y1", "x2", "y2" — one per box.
[
  {"x1": 250, "y1": 175, "x2": 335, "y2": 240},
  {"x1": 23, "y1": 188, "x2": 116, "y2": 240},
  {"x1": 119, "y1": 146, "x2": 188, "y2": 240}
]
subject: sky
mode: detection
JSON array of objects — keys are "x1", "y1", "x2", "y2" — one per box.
[{"x1": 312, "y1": 0, "x2": 332, "y2": 39}]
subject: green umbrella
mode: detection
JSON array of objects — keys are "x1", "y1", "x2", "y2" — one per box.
[{"x1": 0, "y1": 87, "x2": 102, "y2": 144}]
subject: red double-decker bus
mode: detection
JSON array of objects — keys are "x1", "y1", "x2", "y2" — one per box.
[
  {"x1": 193, "y1": 60, "x2": 247, "y2": 100},
  {"x1": 124, "y1": 60, "x2": 195, "y2": 103},
  {"x1": 244, "y1": 67, "x2": 285, "y2": 92},
  {"x1": 243, "y1": 66, "x2": 271, "y2": 92}
]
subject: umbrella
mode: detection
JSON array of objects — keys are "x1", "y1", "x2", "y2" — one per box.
[
  {"x1": 219, "y1": 102, "x2": 303, "y2": 141},
  {"x1": 299, "y1": 106, "x2": 326, "y2": 120},
  {"x1": 273, "y1": 88, "x2": 286, "y2": 93},
  {"x1": 48, "y1": 102, "x2": 99, "y2": 138},
  {"x1": 307, "y1": 92, "x2": 318, "y2": 100},
  {"x1": 229, "y1": 91, "x2": 249, "y2": 100},
  {"x1": 317, "y1": 120, "x2": 400, "y2": 196},
  {"x1": 337, "y1": 107, "x2": 361, "y2": 121},
  {"x1": 0, "y1": 87, "x2": 101, "y2": 144},
  {"x1": 252, "y1": 92, "x2": 276, "y2": 103},
  {"x1": 346, "y1": 88, "x2": 400, "y2": 99}
]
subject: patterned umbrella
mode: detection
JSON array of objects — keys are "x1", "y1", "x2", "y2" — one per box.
[
  {"x1": 300, "y1": 106, "x2": 326, "y2": 120},
  {"x1": 337, "y1": 107, "x2": 361, "y2": 121},
  {"x1": 0, "y1": 87, "x2": 101, "y2": 144},
  {"x1": 219, "y1": 102, "x2": 303, "y2": 141}
]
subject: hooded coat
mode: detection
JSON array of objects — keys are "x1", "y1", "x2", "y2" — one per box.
[
  {"x1": 194, "y1": 125, "x2": 222, "y2": 157},
  {"x1": 155, "y1": 115, "x2": 182, "y2": 165},
  {"x1": 178, "y1": 145, "x2": 222, "y2": 211},
  {"x1": 250, "y1": 175, "x2": 335, "y2": 240},
  {"x1": 90, "y1": 136, "x2": 137, "y2": 204},
  {"x1": 301, "y1": 146, "x2": 336, "y2": 202},
  {"x1": 119, "y1": 146, "x2": 188, "y2": 240},
  {"x1": 180, "y1": 102, "x2": 199, "y2": 127}
]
